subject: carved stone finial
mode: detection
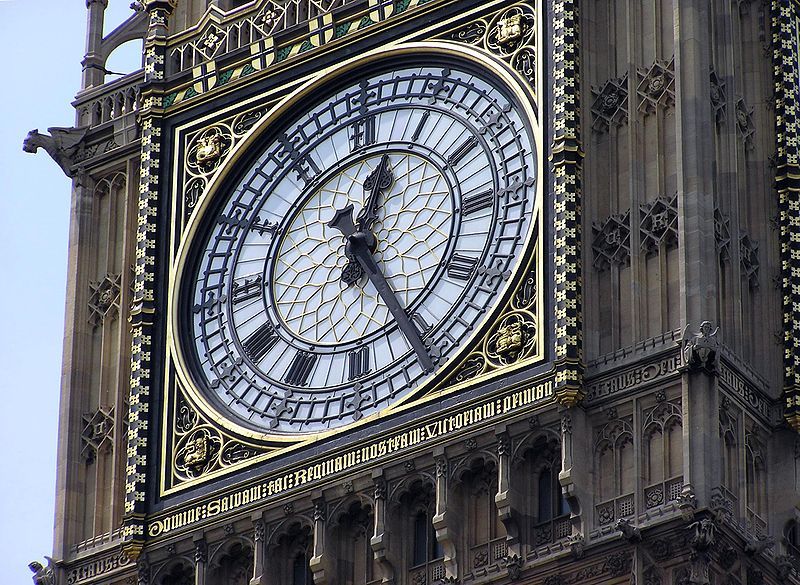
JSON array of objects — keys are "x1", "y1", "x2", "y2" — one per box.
[
  {"x1": 23, "y1": 127, "x2": 88, "y2": 178},
  {"x1": 373, "y1": 480, "x2": 387, "y2": 501},
  {"x1": 253, "y1": 518, "x2": 265, "y2": 542},
  {"x1": 680, "y1": 322, "x2": 720, "y2": 373},
  {"x1": 194, "y1": 540, "x2": 207, "y2": 564},
  {"x1": 142, "y1": 0, "x2": 177, "y2": 12},
  {"x1": 29, "y1": 558, "x2": 55, "y2": 585},
  {"x1": 313, "y1": 500, "x2": 327, "y2": 522}
]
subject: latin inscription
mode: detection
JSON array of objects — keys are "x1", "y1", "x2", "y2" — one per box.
[{"x1": 151, "y1": 377, "x2": 554, "y2": 537}]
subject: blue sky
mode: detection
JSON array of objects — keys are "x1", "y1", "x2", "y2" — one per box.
[{"x1": 0, "y1": 1, "x2": 141, "y2": 581}]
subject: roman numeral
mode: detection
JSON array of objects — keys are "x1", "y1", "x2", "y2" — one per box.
[
  {"x1": 446, "y1": 136, "x2": 479, "y2": 168},
  {"x1": 447, "y1": 253, "x2": 479, "y2": 281},
  {"x1": 350, "y1": 116, "x2": 377, "y2": 151},
  {"x1": 348, "y1": 346, "x2": 371, "y2": 381},
  {"x1": 231, "y1": 276, "x2": 263, "y2": 305},
  {"x1": 462, "y1": 189, "x2": 495, "y2": 216},
  {"x1": 411, "y1": 110, "x2": 430, "y2": 142},
  {"x1": 250, "y1": 216, "x2": 278, "y2": 238},
  {"x1": 283, "y1": 351, "x2": 317, "y2": 386},
  {"x1": 278, "y1": 134, "x2": 321, "y2": 185},
  {"x1": 242, "y1": 322, "x2": 278, "y2": 363},
  {"x1": 410, "y1": 311, "x2": 432, "y2": 334}
]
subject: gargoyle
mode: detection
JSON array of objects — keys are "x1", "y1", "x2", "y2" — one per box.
[
  {"x1": 29, "y1": 557, "x2": 55, "y2": 585},
  {"x1": 616, "y1": 517, "x2": 642, "y2": 543},
  {"x1": 680, "y1": 321, "x2": 720, "y2": 373},
  {"x1": 23, "y1": 127, "x2": 88, "y2": 178}
]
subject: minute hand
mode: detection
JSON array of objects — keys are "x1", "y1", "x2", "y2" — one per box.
[{"x1": 329, "y1": 205, "x2": 434, "y2": 372}]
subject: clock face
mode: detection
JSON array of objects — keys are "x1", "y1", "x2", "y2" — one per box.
[{"x1": 178, "y1": 52, "x2": 538, "y2": 435}]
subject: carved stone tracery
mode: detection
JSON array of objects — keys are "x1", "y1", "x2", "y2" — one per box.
[
  {"x1": 81, "y1": 406, "x2": 115, "y2": 464},
  {"x1": 591, "y1": 75, "x2": 629, "y2": 132},
  {"x1": 88, "y1": 273, "x2": 122, "y2": 327},
  {"x1": 591, "y1": 211, "x2": 631, "y2": 270},
  {"x1": 640, "y1": 195, "x2": 679, "y2": 255},
  {"x1": 637, "y1": 58, "x2": 676, "y2": 115}
]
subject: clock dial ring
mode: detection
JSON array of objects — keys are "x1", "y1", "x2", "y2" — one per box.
[{"x1": 172, "y1": 44, "x2": 541, "y2": 438}]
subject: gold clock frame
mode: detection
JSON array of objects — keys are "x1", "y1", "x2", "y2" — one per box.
[{"x1": 162, "y1": 39, "x2": 544, "y2": 494}]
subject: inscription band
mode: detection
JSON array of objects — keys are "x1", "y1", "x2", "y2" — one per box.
[{"x1": 150, "y1": 377, "x2": 554, "y2": 537}]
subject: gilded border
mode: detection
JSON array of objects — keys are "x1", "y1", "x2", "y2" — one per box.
[
  {"x1": 123, "y1": 3, "x2": 176, "y2": 559},
  {"x1": 160, "y1": 39, "x2": 545, "y2": 494},
  {"x1": 772, "y1": 0, "x2": 800, "y2": 432},
  {"x1": 551, "y1": 0, "x2": 584, "y2": 406}
]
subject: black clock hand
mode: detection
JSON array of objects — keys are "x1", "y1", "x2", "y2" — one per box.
[
  {"x1": 356, "y1": 153, "x2": 393, "y2": 233},
  {"x1": 339, "y1": 155, "x2": 394, "y2": 286},
  {"x1": 329, "y1": 204, "x2": 435, "y2": 372}
]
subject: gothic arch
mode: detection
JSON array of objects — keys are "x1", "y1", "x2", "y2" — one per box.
[
  {"x1": 208, "y1": 538, "x2": 253, "y2": 585},
  {"x1": 449, "y1": 449, "x2": 499, "y2": 483},
  {"x1": 151, "y1": 556, "x2": 195, "y2": 585}
]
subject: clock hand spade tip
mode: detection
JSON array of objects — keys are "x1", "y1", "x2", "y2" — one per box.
[{"x1": 328, "y1": 203, "x2": 356, "y2": 237}]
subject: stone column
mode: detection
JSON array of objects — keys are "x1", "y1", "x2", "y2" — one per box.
[
  {"x1": 82, "y1": 0, "x2": 108, "y2": 88},
  {"x1": 52, "y1": 173, "x2": 96, "y2": 560},
  {"x1": 674, "y1": 0, "x2": 721, "y2": 510},
  {"x1": 310, "y1": 496, "x2": 327, "y2": 585},
  {"x1": 250, "y1": 515, "x2": 265, "y2": 585},
  {"x1": 495, "y1": 429, "x2": 520, "y2": 557},
  {"x1": 371, "y1": 472, "x2": 395, "y2": 585},
  {"x1": 433, "y1": 450, "x2": 459, "y2": 581},
  {"x1": 194, "y1": 536, "x2": 207, "y2": 585}
]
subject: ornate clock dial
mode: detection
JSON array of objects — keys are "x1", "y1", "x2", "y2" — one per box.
[{"x1": 180, "y1": 53, "x2": 538, "y2": 435}]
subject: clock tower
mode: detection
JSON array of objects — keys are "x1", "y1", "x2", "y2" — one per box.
[{"x1": 27, "y1": 1, "x2": 800, "y2": 585}]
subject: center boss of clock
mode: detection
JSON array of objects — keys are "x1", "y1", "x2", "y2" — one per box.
[{"x1": 176, "y1": 47, "x2": 539, "y2": 437}]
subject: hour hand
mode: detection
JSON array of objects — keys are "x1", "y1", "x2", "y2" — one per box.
[
  {"x1": 328, "y1": 205, "x2": 435, "y2": 372},
  {"x1": 329, "y1": 204, "x2": 372, "y2": 286}
]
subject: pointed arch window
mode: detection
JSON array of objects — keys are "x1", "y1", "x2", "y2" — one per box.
[
  {"x1": 331, "y1": 500, "x2": 375, "y2": 585},
  {"x1": 594, "y1": 417, "x2": 635, "y2": 527},
  {"x1": 641, "y1": 399, "x2": 683, "y2": 511},
  {"x1": 745, "y1": 428, "x2": 767, "y2": 536}
]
